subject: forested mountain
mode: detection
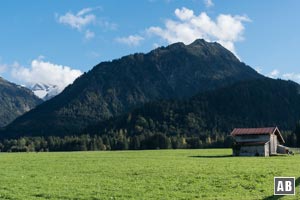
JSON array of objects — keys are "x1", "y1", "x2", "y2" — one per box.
[
  {"x1": 88, "y1": 78, "x2": 300, "y2": 136},
  {"x1": 2, "y1": 78, "x2": 300, "y2": 152},
  {"x1": 0, "y1": 77, "x2": 42, "y2": 127},
  {"x1": 2, "y1": 39, "x2": 262, "y2": 137}
]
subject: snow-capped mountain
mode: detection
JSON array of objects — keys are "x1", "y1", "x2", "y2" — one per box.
[{"x1": 30, "y1": 83, "x2": 61, "y2": 100}]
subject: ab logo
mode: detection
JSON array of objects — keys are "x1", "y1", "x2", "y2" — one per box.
[{"x1": 274, "y1": 177, "x2": 295, "y2": 195}]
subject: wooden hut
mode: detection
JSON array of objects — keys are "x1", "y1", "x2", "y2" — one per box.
[{"x1": 231, "y1": 127, "x2": 287, "y2": 156}]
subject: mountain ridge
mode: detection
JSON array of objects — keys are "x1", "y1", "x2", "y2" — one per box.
[
  {"x1": 2, "y1": 39, "x2": 262, "y2": 137},
  {"x1": 85, "y1": 77, "x2": 300, "y2": 137},
  {"x1": 0, "y1": 77, "x2": 42, "y2": 127}
]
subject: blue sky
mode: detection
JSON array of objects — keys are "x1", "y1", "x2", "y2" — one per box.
[{"x1": 0, "y1": 0, "x2": 300, "y2": 90}]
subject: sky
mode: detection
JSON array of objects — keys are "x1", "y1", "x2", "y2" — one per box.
[{"x1": 0, "y1": 0, "x2": 300, "y2": 91}]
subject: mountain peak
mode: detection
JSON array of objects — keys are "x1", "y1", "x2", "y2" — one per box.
[
  {"x1": 166, "y1": 41, "x2": 185, "y2": 49},
  {"x1": 30, "y1": 83, "x2": 60, "y2": 100},
  {"x1": 3, "y1": 39, "x2": 262, "y2": 136},
  {"x1": 189, "y1": 38, "x2": 207, "y2": 46}
]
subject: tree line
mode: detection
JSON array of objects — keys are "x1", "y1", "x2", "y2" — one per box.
[
  {"x1": 0, "y1": 125, "x2": 300, "y2": 152},
  {"x1": 0, "y1": 131, "x2": 232, "y2": 152}
]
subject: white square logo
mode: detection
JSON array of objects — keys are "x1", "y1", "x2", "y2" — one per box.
[{"x1": 274, "y1": 177, "x2": 295, "y2": 195}]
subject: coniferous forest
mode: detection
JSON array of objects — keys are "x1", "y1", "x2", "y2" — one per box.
[{"x1": 1, "y1": 78, "x2": 300, "y2": 152}]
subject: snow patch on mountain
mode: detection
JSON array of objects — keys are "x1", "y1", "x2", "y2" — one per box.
[{"x1": 30, "y1": 83, "x2": 61, "y2": 100}]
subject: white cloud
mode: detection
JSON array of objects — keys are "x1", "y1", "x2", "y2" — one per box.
[
  {"x1": 268, "y1": 69, "x2": 280, "y2": 78},
  {"x1": 0, "y1": 57, "x2": 7, "y2": 74},
  {"x1": 147, "y1": 7, "x2": 250, "y2": 56},
  {"x1": 264, "y1": 69, "x2": 300, "y2": 83},
  {"x1": 175, "y1": 7, "x2": 194, "y2": 20},
  {"x1": 115, "y1": 35, "x2": 144, "y2": 46},
  {"x1": 153, "y1": 43, "x2": 160, "y2": 49},
  {"x1": 58, "y1": 8, "x2": 96, "y2": 30},
  {"x1": 255, "y1": 67, "x2": 262, "y2": 74},
  {"x1": 11, "y1": 57, "x2": 82, "y2": 92},
  {"x1": 85, "y1": 30, "x2": 95, "y2": 40},
  {"x1": 204, "y1": 0, "x2": 214, "y2": 8},
  {"x1": 283, "y1": 73, "x2": 300, "y2": 83},
  {"x1": 0, "y1": 64, "x2": 7, "y2": 74},
  {"x1": 77, "y1": 8, "x2": 94, "y2": 16},
  {"x1": 57, "y1": 7, "x2": 116, "y2": 40}
]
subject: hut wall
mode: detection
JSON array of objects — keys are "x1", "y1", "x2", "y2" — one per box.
[
  {"x1": 270, "y1": 134, "x2": 278, "y2": 154},
  {"x1": 264, "y1": 142, "x2": 270, "y2": 156},
  {"x1": 239, "y1": 145, "x2": 266, "y2": 156},
  {"x1": 235, "y1": 135, "x2": 269, "y2": 143}
]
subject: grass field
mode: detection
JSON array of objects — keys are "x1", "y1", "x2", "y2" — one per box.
[{"x1": 0, "y1": 149, "x2": 299, "y2": 200}]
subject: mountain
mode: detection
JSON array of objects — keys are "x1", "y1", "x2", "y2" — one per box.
[
  {"x1": 86, "y1": 78, "x2": 300, "y2": 138},
  {"x1": 2, "y1": 78, "x2": 300, "y2": 151},
  {"x1": 30, "y1": 83, "x2": 60, "y2": 100},
  {"x1": 2, "y1": 39, "x2": 262, "y2": 137},
  {"x1": 0, "y1": 77, "x2": 42, "y2": 127}
]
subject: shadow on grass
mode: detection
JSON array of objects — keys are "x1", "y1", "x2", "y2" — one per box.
[
  {"x1": 262, "y1": 177, "x2": 300, "y2": 200},
  {"x1": 189, "y1": 155, "x2": 232, "y2": 158}
]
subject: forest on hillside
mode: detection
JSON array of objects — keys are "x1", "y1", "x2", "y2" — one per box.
[
  {"x1": 2, "y1": 78, "x2": 300, "y2": 152},
  {"x1": 1, "y1": 113, "x2": 300, "y2": 152},
  {"x1": 0, "y1": 126, "x2": 299, "y2": 152}
]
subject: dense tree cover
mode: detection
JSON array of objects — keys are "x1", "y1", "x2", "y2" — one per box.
[
  {"x1": 83, "y1": 78, "x2": 300, "y2": 143},
  {"x1": 2, "y1": 39, "x2": 261, "y2": 137},
  {"x1": 0, "y1": 132, "x2": 232, "y2": 152},
  {"x1": 2, "y1": 78, "x2": 300, "y2": 151},
  {"x1": 0, "y1": 129, "x2": 299, "y2": 152}
]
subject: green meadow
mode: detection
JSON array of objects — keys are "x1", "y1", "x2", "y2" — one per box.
[{"x1": 0, "y1": 149, "x2": 299, "y2": 200}]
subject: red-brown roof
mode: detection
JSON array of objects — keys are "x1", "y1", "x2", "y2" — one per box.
[
  {"x1": 231, "y1": 127, "x2": 276, "y2": 136},
  {"x1": 231, "y1": 127, "x2": 285, "y2": 143}
]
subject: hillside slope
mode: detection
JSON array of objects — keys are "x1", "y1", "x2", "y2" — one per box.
[
  {"x1": 0, "y1": 77, "x2": 42, "y2": 127},
  {"x1": 2, "y1": 39, "x2": 262, "y2": 137},
  {"x1": 87, "y1": 78, "x2": 300, "y2": 137}
]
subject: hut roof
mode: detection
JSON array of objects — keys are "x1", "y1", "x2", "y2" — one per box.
[{"x1": 231, "y1": 127, "x2": 285, "y2": 143}]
